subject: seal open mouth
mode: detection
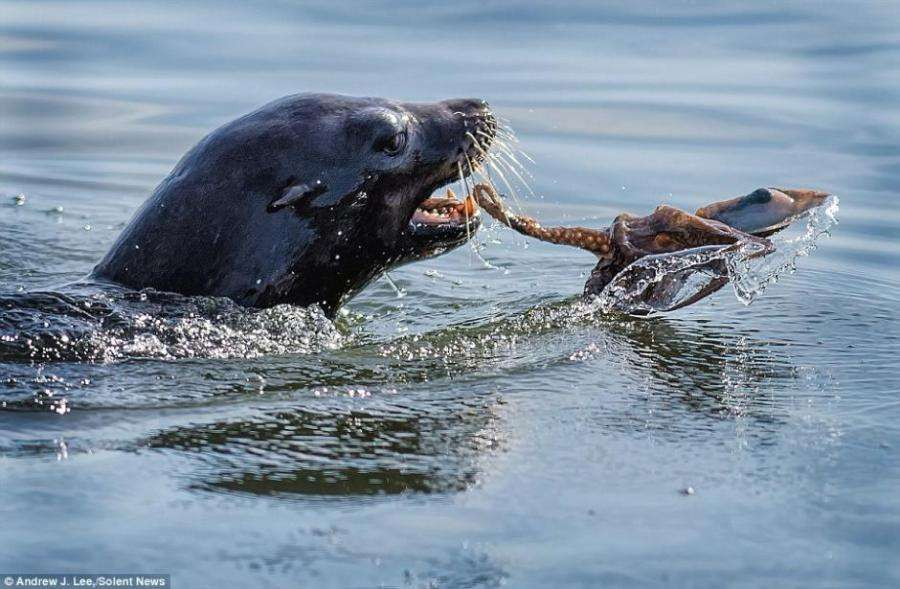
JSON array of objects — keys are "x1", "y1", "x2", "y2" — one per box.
[
  {"x1": 401, "y1": 187, "x2": 482, "y2": 261},
  {"x1": 412, "y1": 188, "x2": 480, "y2": 229}
]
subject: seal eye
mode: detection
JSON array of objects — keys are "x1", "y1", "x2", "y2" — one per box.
[{"x1": 379, "y1": 131, "x2": 407, "y2": 156}]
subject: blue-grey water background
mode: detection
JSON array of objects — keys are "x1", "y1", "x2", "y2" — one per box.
[{"x1": 1, "y1": 1, "x2": 899, "y2": 587}]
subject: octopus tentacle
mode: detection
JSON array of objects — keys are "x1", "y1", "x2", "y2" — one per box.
[{"x1": 472, "y1": 184, "x2": 615, "y2": 257}]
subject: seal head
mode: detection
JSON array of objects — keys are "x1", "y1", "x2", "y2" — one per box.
[{"x1": 93, "y1": 93, "x2": 495, "y2": 315}]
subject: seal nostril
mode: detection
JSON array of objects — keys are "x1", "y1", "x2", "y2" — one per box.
[{"x1": 446, "y1": 98, "x2": 492, "y2": 120}]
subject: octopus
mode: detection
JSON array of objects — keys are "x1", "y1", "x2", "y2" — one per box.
[{"x1": 472, "y1": 183, "x2": 830, "y2": 311}]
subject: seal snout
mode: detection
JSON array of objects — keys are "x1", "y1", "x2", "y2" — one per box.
[{"x1": 443, "y1": 97, "x2": 496, "y2": 168}]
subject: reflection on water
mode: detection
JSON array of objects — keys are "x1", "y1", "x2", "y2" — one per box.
[
  {"x1": 605, "y1": 316, "x2": 796, "y2": 414},
  {"x1": 2, "y1": 0, "x2": 900, "y2": 586},
  {"x1": 147, "y1": 392, "x2": 504, "y2": 498}
]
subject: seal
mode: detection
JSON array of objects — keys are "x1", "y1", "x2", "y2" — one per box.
[{"x1": 92, "y1": 93, "x2": 495, "y2": 316}]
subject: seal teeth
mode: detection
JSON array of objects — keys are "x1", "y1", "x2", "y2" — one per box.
[
  {"x1": 416, "y1": 186, "x2": 480, "y2": 223},
  {"x1": 463, "y1": 195, "x2": 477, "y2": 216}
]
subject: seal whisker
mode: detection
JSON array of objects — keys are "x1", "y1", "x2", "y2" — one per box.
[
  {"x1": 485, "y1": 152, "x2": 527, "y2": 215},
  {"x1": 467, "y1": 125, "x2": 528, "y2": 215},
  {"x1": 465, "y1": 131, "x2": 499, "y2": 181},
  {"x1": 465, "y1": 131, "x2": 505, "y2": 193},
  {"x1": 495, "y1": 125, "x2": 521, "y2": 147},
  {"x1": 383, "y1": 272, "x2": 407, "y2": 298},
  {"x1": 493, "y1": 141, "x2": 534, "y2": 178},
  {"x1": 457, "y1": 161, "x2": 475, "y2": 256},
  {"x1": 461, "y1": 157, "x2": 503, "y2": 271},
  {"x1": 493, "y1": 150, "x2": 537, "y2": 201},
  {"x1": 485, "y1": 139, "x2": 529, "y2": 182}
]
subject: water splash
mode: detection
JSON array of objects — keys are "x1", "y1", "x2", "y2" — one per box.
[
  {"x1": 85, "y1": 303, "x2": 344, "y2": 362},
  {"x1": 0, "y1": 287, "x2": 345, "y2": 363},
  {"x1": 595, "y1": 196, "x2": 840, "y2": 314},
  {"x1": 729, "y1": 195, "x2": 840, "y2": 305}
]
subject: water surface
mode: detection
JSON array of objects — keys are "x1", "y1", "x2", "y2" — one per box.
[{"x1": 2, "y1": 1, "x2": 899, "y2": 587}]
